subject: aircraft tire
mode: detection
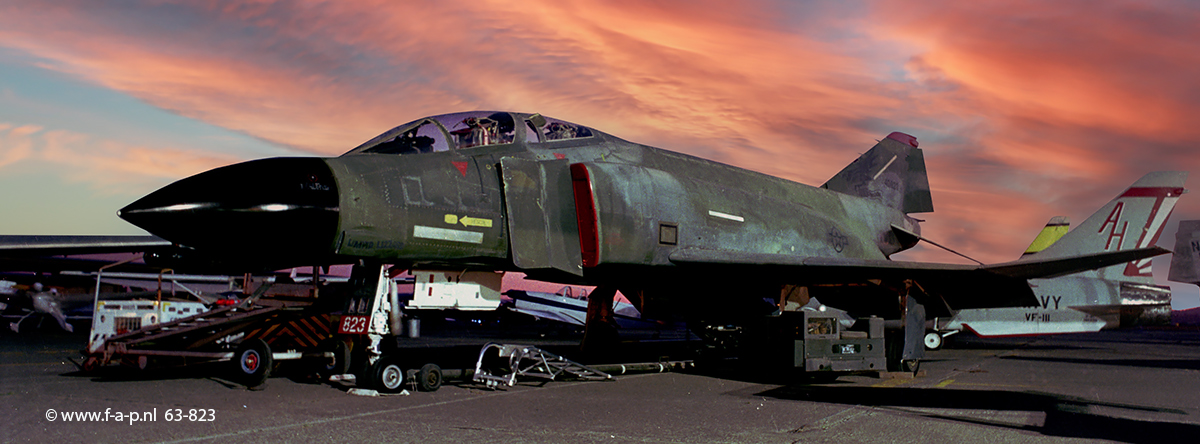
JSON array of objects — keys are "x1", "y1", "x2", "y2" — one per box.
[
  {"x1": 923, "y1": 332, "x2": 943, "y2": 351},
  {"x1": 234, "y1": 339, "x2": 272, "y2": 388},
  {"x1": 417, "y1": 363, "x2": 442, "y2": 392},
  {"x1": 317, "y1": 339, "x2": 351, "y2": 379},
  {"x1": 373, "y1": 356, "x2": 406, "y2": 394}
]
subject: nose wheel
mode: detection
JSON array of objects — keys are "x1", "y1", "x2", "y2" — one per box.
[
  {"x1": 372, "y1": 356, "x2": 407, "y2": 394},
  {"x1": 369, "y1": 356, "x2": 443, "y2": 393}
]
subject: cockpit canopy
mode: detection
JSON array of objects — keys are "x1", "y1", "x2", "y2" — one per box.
[{"x1": 343, "y1": 111, "x2": 595, "y2": 156}]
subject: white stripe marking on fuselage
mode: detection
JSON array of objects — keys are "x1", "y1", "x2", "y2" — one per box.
[
  {"x1": 707, "y1": 210, "x2": 745, "y2": 223},
  {"x1": 414, "y1": 225, "x2": 484, "y2": 244}
]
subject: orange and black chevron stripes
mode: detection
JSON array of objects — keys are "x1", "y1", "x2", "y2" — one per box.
[{"x1": 246, "y1": 314, "x2": 333, "y2": 349}]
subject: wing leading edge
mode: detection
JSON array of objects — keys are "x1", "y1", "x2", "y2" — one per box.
[
  {"x1": 0, "y1": 235, "x2": 170, "y2": 255},
  {"x1": 0, "y1": 235, "x2": 172, "y2": 273}
]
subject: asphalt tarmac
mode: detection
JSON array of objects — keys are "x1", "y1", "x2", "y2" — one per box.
[{"x1": 2, "y1": 326, "x2": 1198, "y2": 443}]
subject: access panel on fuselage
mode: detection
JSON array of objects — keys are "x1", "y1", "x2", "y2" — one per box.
[{"x1": 499, "y1": 158, "x2": 583, "y2": 276}]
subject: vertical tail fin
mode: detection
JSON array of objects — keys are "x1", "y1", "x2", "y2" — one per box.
[
  {"x1": 1168, "y1": 220, "x2": 1200, "y2": 285},
  {"x1": 822, "y1": 132, "x2": 933, "y2": 214},
  {"x1": 1020, "y1": 216, "x2": 1070, "y2": 258},
  {"x1": 1031, "y1": 171, "x2": 1186, "y2": 281}
]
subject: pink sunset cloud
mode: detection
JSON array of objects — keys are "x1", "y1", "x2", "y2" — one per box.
[
  {"x1": 1, "y1": 121, "x2": 238, "y2": 194},
  {"x1": 859, "y1": 0, "x2": 1200, "y2": 262},
  {"x1": 879, "y1": 1, "x2": 1200, "y2": 142},
  {"x1": 1, "y1": 0, "x2": 900, "y2": 163},
  {"x1": 0, "y1": 123, "x2": 41, "y2": 168}
]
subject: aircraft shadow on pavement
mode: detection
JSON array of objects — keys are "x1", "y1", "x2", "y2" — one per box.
[
  {"x1": 758, "y1": 385, "x2": 1197, "y2": 444},
  {"x1": 941, "y1": 339, "x2": 1101, "y2": 352},
  {"x1": 62, "y1": 365, "x2": 240, "y2": 389},
  {"x1": 999, "y1": 355, "x2": 1200, "y2": 371},
  {"x1": 949, "y1": 330, "x2": 1200, "y2": 350},
  {"x1": 60, "y1": 361, "x2": 329, "y2": 390}
]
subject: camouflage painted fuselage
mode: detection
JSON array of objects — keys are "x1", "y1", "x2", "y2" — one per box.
[{"x1": 121, "y1": 111, "x2": 927, "y2": 317}]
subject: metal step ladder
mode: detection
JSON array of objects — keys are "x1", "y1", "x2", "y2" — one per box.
[{"x1": 473, "y1": 343, "x2": 612, "y2": 388}]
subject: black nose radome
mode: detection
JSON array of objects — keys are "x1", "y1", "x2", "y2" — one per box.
[{"x1": 120, "y1": 157, "x2": 340, "y2": 260}]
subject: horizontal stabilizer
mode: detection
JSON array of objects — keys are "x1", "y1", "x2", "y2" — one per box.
[
  {"x1": 669, "y1": 248, "x2": 1028, "y2": 312},
  {"x1": 669, "y1": 245, "x2": 1168, "y2": 314},
  {"x1": 983, "y1": 247, "x2": 1169, "y2": 280}
]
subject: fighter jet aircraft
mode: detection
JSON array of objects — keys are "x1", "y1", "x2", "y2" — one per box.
[
  {"x1": 106, "y1": 111, "x2": 1165, "y2": 345},
  {"x1": 924, "y1": 171, "x2": 1185, "y2": 349},
  {"x1": 2, "y1": 111, "x2": 1167, "y2": 369}
]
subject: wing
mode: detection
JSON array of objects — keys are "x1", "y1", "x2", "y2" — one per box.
[
  {"x1": 668, "y1": 246, "x2": 1168, "y2": 315},
  {"x1": 0, "y1": 235, "x2": 171, "y2": 273},
  {"x1": 0, "y1": 235, "x2": 170, "y2": 255}
]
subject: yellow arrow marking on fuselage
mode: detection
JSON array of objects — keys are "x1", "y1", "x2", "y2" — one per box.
[
  {"x1": 444, "y1": 214, "x2": 492, "y2": 228},
  {"x1": 460, "y1": 216, "x2": 493, "y2": 228}
]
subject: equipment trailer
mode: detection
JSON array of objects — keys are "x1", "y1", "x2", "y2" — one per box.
[
  {"x1": 82, "y1": 283, "x2": 335, "y2": 387},
  {"x1": 80, "y1": 263, "x2": 551, "y2": 392}
]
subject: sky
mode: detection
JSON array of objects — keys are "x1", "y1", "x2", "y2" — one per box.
[{"x1": 2, "y1": 0, "x2": 1199, "y2": 308}]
